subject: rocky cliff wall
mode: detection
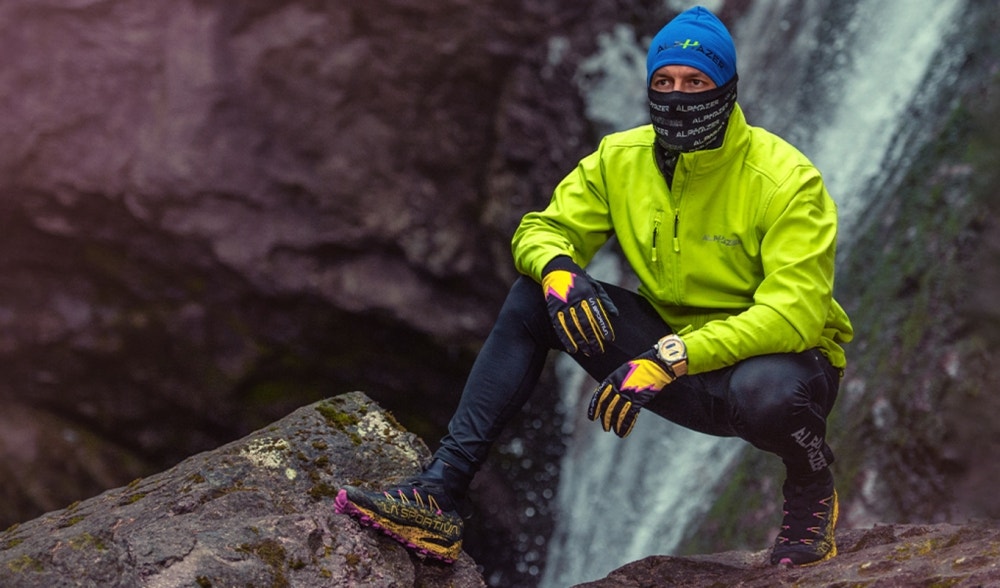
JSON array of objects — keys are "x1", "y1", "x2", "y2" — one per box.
[{"x1": 0, "y1": 0, "x2": 599, "y2": 520}]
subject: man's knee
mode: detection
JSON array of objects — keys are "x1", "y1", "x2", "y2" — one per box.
[
  {"x1": 496, "y1": 276, "x2": 544, "y2": 321},
  {"x1": 727, "y1": 354, "x2": 826, "y2": 438},
  {"x1": 491, "y1": 276, "x2": 553, "y2": 343}
]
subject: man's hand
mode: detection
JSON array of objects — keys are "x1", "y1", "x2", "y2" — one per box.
[
  {"x1": 588, "y1": 335, "x2": 687, "y2": 438},
  {"x1": 541, "y1": 257, "x2": 617, "y2": 356}
]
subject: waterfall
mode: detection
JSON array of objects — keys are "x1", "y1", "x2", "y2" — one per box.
[{"x1": 539, "y1": 1, "x2": 966, "y2": 586}]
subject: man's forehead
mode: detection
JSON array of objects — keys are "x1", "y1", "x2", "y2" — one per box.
[{"x1": 651, "y1": 64, "x2": 711, "y2": 77}]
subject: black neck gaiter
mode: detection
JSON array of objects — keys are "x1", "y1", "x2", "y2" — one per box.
[{"x1": 648, "y1": 75, "x2": 738, "y2": 155}]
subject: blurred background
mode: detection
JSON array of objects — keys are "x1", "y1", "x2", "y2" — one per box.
[{"x1": 1, "y1": 1, "x2": 997, "y2": 586}]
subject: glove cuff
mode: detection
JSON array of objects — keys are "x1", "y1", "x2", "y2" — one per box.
[{"x1": 542, "y1": 255, "x2": 583, "y2": 276}]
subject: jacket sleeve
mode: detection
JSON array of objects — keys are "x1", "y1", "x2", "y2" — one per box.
[
  {"x1": 511, "y1": 142, "x2": 615, "y2": 280},
  {"x1": 682, "y1": 166, "x2": 842, "y2": 373}
]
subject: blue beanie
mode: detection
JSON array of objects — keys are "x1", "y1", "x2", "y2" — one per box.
[{"x1": 646, "y1": 6, "x2": 737, "y2": 86}]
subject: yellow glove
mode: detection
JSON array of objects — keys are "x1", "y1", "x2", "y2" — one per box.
[
  {"x1": 588, "y1": 334, "x2": 687, "y2": 437},
  {"x1": 541, "y1": 257, "x2": 617, "y2": 357}
]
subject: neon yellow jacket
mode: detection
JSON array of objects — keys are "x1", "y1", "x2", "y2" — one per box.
[{"x1": 512, "y1": 105, "x2": 853, "y2": 373}]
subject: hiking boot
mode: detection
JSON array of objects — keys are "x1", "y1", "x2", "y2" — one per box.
[
  {"x1": 335, "y1": 461, "x2": 468, "y2": 563},
  {"x1": 770, "y1": 469, "x2": 839, "y2": 566}
]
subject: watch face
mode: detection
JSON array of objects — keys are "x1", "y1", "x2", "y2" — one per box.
[
  {"x1": 658, "y1": 336, "x2": 688, "y2": 376},
  {"x1": 658, "y1": 338, "x2": 685, "y2": 363}
]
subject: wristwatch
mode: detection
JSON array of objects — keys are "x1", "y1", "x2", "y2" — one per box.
[{"x1": 655, "y1": 334, "x2": 688, "y2": 377}]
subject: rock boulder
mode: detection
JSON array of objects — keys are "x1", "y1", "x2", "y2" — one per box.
[
  {"x1": 575, "y1": 522, "x2": 1000, "y2": 588},
  {"x1": 0, "y1": 392, "x2": 485, "y2": 587}
]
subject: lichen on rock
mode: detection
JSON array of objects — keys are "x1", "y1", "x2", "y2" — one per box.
[{"x1": 0, "y1": 392, "x2": 485, "y2": 588}]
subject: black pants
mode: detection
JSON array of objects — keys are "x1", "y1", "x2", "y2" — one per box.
[{"x1": 435, "y1": 276, "x2": 841, "y2": 480}]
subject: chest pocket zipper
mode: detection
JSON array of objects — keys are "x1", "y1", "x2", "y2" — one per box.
[
  {"x1": 672, "y1": 211, "x2": 680, "y2": 253},
  {"x1": 651, "y1": 214, "x2": 661, "y2": 262}
]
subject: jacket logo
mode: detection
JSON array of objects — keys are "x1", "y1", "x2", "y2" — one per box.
[{"x1": 703, "y1": 234, "x2": 742, "y2": 247}]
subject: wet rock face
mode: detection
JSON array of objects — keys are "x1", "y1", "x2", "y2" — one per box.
[
  {"x1": 0, "y1": 0, "x2": 597, "y2": 527},
  {"x1": 0, "y1": 392, "x2": 485, "y2": 588}
]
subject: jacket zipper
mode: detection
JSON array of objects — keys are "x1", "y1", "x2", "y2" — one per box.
[
  {"x1": 651, "y1": 216, "x2": 661, "y2": 262},
  {"x1": 652, "y1": 209, "x2": 681, "y2": 261},
  {"x1": 672, "y1": 211, "x2": 681, "y2": 253}
]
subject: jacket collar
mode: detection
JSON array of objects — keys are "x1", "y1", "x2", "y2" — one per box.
[{"x1": 676, "y1": 103, "x2": 750, "y2": 176}]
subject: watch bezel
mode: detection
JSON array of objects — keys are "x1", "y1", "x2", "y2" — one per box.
[{"x1": 656, "y1": 334, "x2": 688, "y2": 376}]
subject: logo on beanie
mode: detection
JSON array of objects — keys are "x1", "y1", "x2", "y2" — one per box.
[{"x1": 658, "y1": 38, "x2": 729, "y2": 72}]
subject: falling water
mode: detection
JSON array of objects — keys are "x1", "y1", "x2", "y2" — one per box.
[{"x1": 539, "y1": 1, "x2": 966, "y2": 586}]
